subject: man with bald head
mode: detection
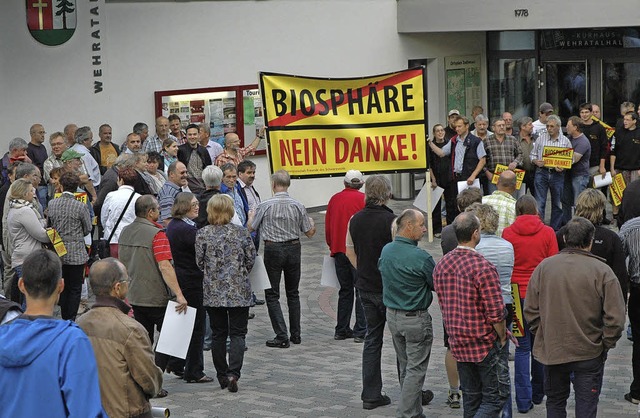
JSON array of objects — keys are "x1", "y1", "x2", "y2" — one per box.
[
  {"x1": 379, "y1": 209, "x2": 435, "y2": 418},
  {"x1": 143, "y1": 116, "x2": 176, "y2": 154},
  {"x1": 482, "y1": 170, "x2": 517, "y2": 236},
  {"x1": 214, "y1": 128, "x2": 264, "y2": 167},
  {"x1": 27, "y1": 123, "x2": 49, "y2": 209},
  {"x1": 77, "y1": 258, "x2": 163, "y2": 418}
]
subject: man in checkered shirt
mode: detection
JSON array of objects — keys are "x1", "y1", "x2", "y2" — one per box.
[{"x1": 433, "y1": 211, "x2": 510, "y2": 416}]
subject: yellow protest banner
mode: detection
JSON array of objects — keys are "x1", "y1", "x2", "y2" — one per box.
[
  {"x1": 592, "y1": 115, "x2": 616, "y2": 140},
  {"x1": 46, "y1": 228, "x2": 67, "y2": 257},
  {"x1": 54, "y1": 191, "x2": 88, "y2": 204},
  {"x1": 511, "y1": 283, "x2": 524, "y2": 338},
  {"x1": 491, "y1": 164, "x2": 525, "y2": 190},
  {"x1": 542, "y1": 146, "x2": 573, "y2": 169},
  {"x1": 260, "y1": 68, "x2": 427, "y2": 177},
  {"x1": 610, "y1": 173, "x2": 626, "y2": 206}
]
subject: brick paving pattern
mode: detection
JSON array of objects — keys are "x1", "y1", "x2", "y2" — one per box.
[{"x1": 152, "y1": 199, "x2": 636, "y2": 417}]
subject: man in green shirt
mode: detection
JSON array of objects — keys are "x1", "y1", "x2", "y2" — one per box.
[{"x1": 378, "y1": 209, "x2": 436, "y2": 418}]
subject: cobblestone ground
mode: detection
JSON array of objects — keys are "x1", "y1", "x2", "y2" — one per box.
[{"x1": 151, "y1": 199, "x2": 637, "y2": 417}]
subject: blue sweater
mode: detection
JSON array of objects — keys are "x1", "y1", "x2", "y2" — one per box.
[{"x1": 0, "y1": 316, "x2": 106, "y2": 417}]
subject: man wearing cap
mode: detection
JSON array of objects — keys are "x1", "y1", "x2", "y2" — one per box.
[
  {"x1": 445, "y1": 110, "x2": 460, "y2": 140},
  {"x1": 533, "y1": 102, "x2": 554, "y2": 135},
  {"x1": 325, "y1": 170, "x2": 367, "y2": 342},
  {"x1": 61, "y1": 149, "x2": 98, "y2": 202}
]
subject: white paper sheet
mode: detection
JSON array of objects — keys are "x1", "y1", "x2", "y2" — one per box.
[
  {"x1": 413, "y1": 185, "x2": 444, "y2": 214},
  {"x1": 155, "y1": 301, "x2": 196, "y2": 359},
  {"x1": 593, "y1": 172, "x2": 613, "y2": 188},
  {"x1": 458, "y1": 179, "x2": 481, "y2": 194},
  {"x1": 320, "y1": 255, "x2": 340, "y2": 288},
  {"x1": 248, "y1": 255, "x2": 271, "y2": 291}
]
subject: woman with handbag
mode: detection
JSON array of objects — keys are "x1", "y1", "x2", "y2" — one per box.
[
  {"x1": 47, "y1": 172, "x2": 92, "y2": 321},
  {"x1": 101, "y1": 167, "x2": 140, "y2": 259},
  {"x1": 6, "y1": 178, "x2": 50, "y2": 305}
]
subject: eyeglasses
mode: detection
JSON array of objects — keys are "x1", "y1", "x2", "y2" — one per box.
[{"x1": 191, "y1": 202, "x2": 199, "y2": 208}]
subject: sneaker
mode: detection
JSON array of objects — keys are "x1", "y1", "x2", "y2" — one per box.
[
  {"x1": 446, "y1": 391, "x2": 461, "y2": 409},
  {"x1": 625, "y1": 393, "x2": 640, "y2": 404},
  {"x1": 290, "y1": 336, "x2": 301, "y2": 344},
  {"x1": 421, "y1": 389, "x2": 434, "y2": 405},
  {"x1": 353, "y1": 336, "x2": 365, "y2": 343},
  {"x1": 363, "y1": 394, "x2": 391, "y2": 410}
]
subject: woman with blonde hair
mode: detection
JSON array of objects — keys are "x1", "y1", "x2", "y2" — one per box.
[
  {"x1": 195, "y1": 194, "x2": 255, "y2": 393},
  {"x1": 6, "y1": 178, "x2": 50, "y2": 304}
]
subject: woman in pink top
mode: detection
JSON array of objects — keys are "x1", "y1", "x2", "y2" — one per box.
[{"x1": 502, "y1": 195, "x2": 558, "y2": 413}]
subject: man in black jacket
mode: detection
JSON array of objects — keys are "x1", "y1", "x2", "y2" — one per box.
[
  {"x1": 177, "y1": 124, "x2": 212, "y2": 194},
  {"x1": 346, "y1": 175, "x2": 395, "y2": 410}
]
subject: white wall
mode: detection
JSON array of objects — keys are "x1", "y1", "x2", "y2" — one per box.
[
  {"x1": 398, "y1": 0, "x2": 640, "y2": 33},
  {"x1": 0, "y1": 0, "x2": 486, "y2": 207}
]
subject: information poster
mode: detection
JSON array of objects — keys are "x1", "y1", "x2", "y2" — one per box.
[{"x1": 445, "y1": 55, "x2": 481, "y2": 118}]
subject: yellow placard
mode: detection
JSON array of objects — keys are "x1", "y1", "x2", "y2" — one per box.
[
  {"x1": 542, "y1": 146, "x2": 573, "y2": 169},
  {"x1": 46, "y1": 228, "x2": 67, "y2": 257},
  {"x1": 260, "y1": 68, "x2": 427, "y2": 177},
  {"x1": 491, "y1": 164, "x2": 525, "y2": 190},
  {"x1": 53, "y1": 191, "x2": 88, "y2": 204},
  {"x1": 511, "y1": 283, "x2": 524, "y2": 338},
  {"x1": 610, "y1": 173, "x2": 626, "y2": 206}
]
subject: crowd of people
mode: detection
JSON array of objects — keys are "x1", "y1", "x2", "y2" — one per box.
[
  {"x1": 0, "y1": 115, "x2": 316, "y2": 416},
  {"x1": 0, "y1": 98, "x2": 638, "y2": 418}
]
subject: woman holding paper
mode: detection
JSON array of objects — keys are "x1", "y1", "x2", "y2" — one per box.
[
  {"x1": 6, "y1": 178, "x2": 50, "y2": 305},
  {"x1": 195, "y1": 194, "x2": 256, "y2": 393},
  {"x1": 165, "y1": 192, "x2": 213, "y2": 383},
  {"x1": 47, "y1": 172, "x2": 92, "y2": 321}
]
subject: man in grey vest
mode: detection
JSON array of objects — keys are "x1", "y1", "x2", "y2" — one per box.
[{"x1": 118, "y1": 194, "x2": 188, "y2": 397}]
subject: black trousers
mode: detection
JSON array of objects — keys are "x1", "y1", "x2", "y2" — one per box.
[{"x1": 131, "y1": 305, "x2": 171, "y2": 371}]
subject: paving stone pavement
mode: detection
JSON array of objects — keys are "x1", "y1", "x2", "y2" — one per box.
[{"x1": 151, "y1": 199, "x2": 637, "y2": 417}]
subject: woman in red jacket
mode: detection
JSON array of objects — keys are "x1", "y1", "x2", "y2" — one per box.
[{"x1": 502, "y1": 195, "x2": 558, "y2": 413}]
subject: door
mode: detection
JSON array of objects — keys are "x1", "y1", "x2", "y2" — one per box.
[
  {"x1": 542, "y1": 60, "x2": 588, "y2": 126},
  {"x1": 601, "y1": 60, "x2": 640, "y2": 127}
]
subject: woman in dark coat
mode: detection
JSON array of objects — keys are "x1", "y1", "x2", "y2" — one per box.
[{"x1": 165, "y1": 192, "x2": 212, "y2": 383}]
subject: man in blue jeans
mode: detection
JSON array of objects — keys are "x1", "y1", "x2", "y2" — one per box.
[
  {"x1": 433, "y1": 212, "x2": 510, "y2": 416},
  {"x1": 346, "y1": 175, "x2": 395, "y2": 410},
  {"x1": 530, "y1": 115, "x2": 572, "y2": 230},
  {"x1": 561, "y1": 116, "x2": 591, "y2": 225},
  {"x1": 525, "y1": 217, "x2": 625, "y2": 417}
]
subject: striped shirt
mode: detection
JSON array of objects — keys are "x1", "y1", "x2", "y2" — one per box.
[
  {"x1": 151, "y1": 221, "x2": 173, "y2": 262},
  {"x1": 529, "y1": 131, "x2": 571, "y2": 163},
  {"x1": 620, "y1": 216, "x2": 640, "y2": 284},
  {"x1": 251, "y1": 192, "x2": 312, "y2": 242}
]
